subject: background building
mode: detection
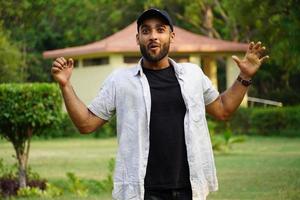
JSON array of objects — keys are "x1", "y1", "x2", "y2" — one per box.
[{"x1": 43, "y1": 22, "x2": 247, "y2": 106}]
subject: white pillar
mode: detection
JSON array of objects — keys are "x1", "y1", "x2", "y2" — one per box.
[
  {"x1": 226, "y1": 56, "x2": 248, "y2": 107},
  {"x1": 78, "y1": 59, "x2": 83, "y2": 68}
]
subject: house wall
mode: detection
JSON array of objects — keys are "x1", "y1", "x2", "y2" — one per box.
[{"x1": 70, "y1": 54, "x2": 135, "y2": 107}]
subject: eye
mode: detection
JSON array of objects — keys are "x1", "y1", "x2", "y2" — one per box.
[
  {"x1": 157, "y1": 27, "x2": 165, "y2": 33},
  {"x1": 141, "y1": 29, "x2": 149, "y2": 34}
]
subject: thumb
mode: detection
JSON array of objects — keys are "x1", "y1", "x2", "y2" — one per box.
[
  {"x1": 68, "y1": 58, "x2": 74, "y2": 68},
  {"x1": 232, "y1": 55, "x2": 241, "y2": 66}
]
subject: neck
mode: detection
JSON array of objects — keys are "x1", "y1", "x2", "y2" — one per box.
[{"x1": 142, "y1": 56, "x2": 169, "y2": 70}]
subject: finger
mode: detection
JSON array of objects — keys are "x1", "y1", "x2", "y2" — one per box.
[
  {"x1": 257, "y1": 46, "x2": 266, "y2": 57},
  {"x1": 253, "y1": 41, "x2": 262, "y2": 50},
  {"x1": 56, "y1": 57, "x2": 66, "y2": 67},
  {"x1": 232, "y1": 55, "x2": 241, "y2": 66},
  {"x1": 248, "y1": 41, "x2": 255, "y2": 52},
  {"x1": 53, "y1": 61, "x2": 63, "y2": 69},
  {"x1": 51, "y1": 67, "x2": 61, "y2": 74},
  {"x1": 53, "y1": 61, "x2": 64, "y2": 70},
  {"x1": 61, "y1": 57, "x2": 67, "y2": 64},
  {"x1": 58, "y1": 57, "x2": 68, "y2": 68},
  {"x1": 259, "y1": 55, "x2": 269, "y2": 63},
  {"x1": 67, "y1": 58, "x2": 74, "y2": 68}
]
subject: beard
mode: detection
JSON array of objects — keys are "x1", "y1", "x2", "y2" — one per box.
[{"x1": 140, "y1": 40, "x2": 170, "y2": 63}]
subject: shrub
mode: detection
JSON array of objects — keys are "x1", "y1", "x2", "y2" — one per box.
[
  {"x1": 0, "y1": 83, "x2": 62, "y2": 188},
  {"x1": 66, "y1": 172, "x2": 89, "y2": 197},
  {"x1": 98, "y1": 158, "x2": 115, "y2": 192},
  {"x1": 0, "y1": 159, "x2": 47, "y2": 198},
  {"x1": 211, "y1": 106, "x2": 300, "y2": 137},
  {"x1": 40, "y1": 113, "x2": 79, "y2": 138},
  {"x1": 93, "y1": 117, "x2": 116, "y2": 138},
  {"x1": 17, "y1": 183, "x2": 63, "y2": 198},
  {"x1": 40, "y1": 114, "x2": 117, "y2": 139}
]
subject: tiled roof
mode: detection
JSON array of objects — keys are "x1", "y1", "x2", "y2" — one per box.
[{"x1": 43, "y1": 22, "x2": 247, "y2": 58}]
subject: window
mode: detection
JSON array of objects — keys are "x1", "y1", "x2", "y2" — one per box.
[
  {"x1": 73, "y1": 60, "x2": 79, "y2": 68},
  {"x1": 124, "y1": 56, "x2": 140, "y2": 64},
  {"x1": 83, "y1": 57, "x2": 109, "y2": 67}
]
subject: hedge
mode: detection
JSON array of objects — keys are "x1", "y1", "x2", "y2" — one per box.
[{"x1": 211, "y1": 106, "x2": 300, "y2": 137}]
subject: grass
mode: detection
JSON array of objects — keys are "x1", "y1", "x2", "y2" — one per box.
[{"x1": 1, "y1": 136, "x2": 300, "y2": 200}]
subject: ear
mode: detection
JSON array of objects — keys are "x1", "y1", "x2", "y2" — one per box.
[
  {"x1": 136, "y1": 33, "x2": 140, "y2": 45},
  {"x1": 170, "y1": 31, "x2": 175, "y2": 43}
]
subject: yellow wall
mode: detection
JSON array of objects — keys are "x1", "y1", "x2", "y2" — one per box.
[{"x1": 69, "y1": 54, "x2": 134, "y2": 108}]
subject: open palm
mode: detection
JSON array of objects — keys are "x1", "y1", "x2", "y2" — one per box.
[{"x1": 232, "y1": 41, "x2": 269, "y2": 79}]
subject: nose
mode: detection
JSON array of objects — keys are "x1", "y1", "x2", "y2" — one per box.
[{"x1": 149, "y1": 30, "x2": 158, "y2": 41}]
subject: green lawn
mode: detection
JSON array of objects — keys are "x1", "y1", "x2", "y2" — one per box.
[{"x1": 1, "y1": 136, "x2": 300, "y2": 200}]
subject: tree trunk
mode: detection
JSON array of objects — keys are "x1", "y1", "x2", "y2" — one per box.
[
  {"x1": 18, "y1": 153, "x2": 27, "y2": 188},
  {"x1": 203, "y1": 5, "x2": 214, "y2": 38},
  {"x1": 14, "y1": 128, "x2": 32, "y2": 189}
]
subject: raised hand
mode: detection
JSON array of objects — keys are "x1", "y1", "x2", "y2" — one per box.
[
  {"x1": 232, "y1": 41, "x2": 269, "y2": 79},
  {"x1": 51, "y1": 57, "x2": 74, "y2": 87}
]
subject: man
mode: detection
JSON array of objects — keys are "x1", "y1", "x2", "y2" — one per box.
[{"x1": 51, "y1": 8, "x2": 268, "y2": 200}]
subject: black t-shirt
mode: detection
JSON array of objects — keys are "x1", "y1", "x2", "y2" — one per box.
[{"x1": 143, "y1": 66, "x2": 191, "y2": 190}]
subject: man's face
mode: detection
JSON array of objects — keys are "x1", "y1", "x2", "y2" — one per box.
[{"x1": 136, "y1": 18, "x2": 175, "y2": 63}]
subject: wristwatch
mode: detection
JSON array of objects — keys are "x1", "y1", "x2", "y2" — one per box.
[{"x1": 237, "y1": 76, "x2": 252, "y2": 87}]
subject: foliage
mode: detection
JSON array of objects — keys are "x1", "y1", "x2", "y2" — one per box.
[
  {"x1": 0, "y1": 159, "x2": 48, "y2": 198},
  {"x1": 66, "y1": 172, "x2": 89, "y2": 197},
  {"x1": 98, "y1": 158, "x2": 115, "y2": 193},
  {"x1": 212, "y1": 106, "x2": 300, "y2": 137},
  {"x1": 38, "y1": 113, "x2": 116, "y2": 139},
  {"x1": 17, "y1": 183, "x2": 63, "y2": 198},
  {"x1": 0, "y1": 23, "x2": 26, "y2": 83},
  {"x1": 93, "y1": 117, "x2": 117, "y2": 138},
  {"x1": 39, "y1": 113, "x2": 79, "y2": 138},
  {"x1": 220, "y1": 0, "x2": 300, "y2": 104},
  {"x1": 208, "y1": 121, "x2": 246, "y2": 153},
  {"x1": 0, "y1": 83, "x2": 62, "y2": 188},
  {"x1": 212, "y1": 130, "x2": 246, "y2": 153}
]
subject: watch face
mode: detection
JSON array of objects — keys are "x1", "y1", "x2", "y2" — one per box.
[
  {"x1": 241, "y1": 79, "x2": 251, "y2": 86},
  {"x1": 237, "y1": 76, "x2": 252, "y2": 86}
]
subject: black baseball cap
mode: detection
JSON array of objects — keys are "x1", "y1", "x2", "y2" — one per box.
[{"x1": 137, "y1": 8, "x2": 174, "y2": 32}]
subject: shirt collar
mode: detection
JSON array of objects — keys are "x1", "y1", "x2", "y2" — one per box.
[{"x1": 133, "y1": 57, "x2": 184, "y2": 76}]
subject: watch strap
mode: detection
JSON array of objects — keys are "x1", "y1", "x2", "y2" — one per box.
[{"x1": 237, "y1": 76, "x2": 252, "y2": 86}]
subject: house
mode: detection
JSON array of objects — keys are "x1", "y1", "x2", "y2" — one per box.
[{"x1": 43, "y1": 22, "x2": 248, "y2": 106}]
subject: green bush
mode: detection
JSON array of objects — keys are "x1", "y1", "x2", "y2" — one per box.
[
  {"x1": 66, "y1": 172, "x2": 89, "y2": 197},
  {"x1": 0, "y1": 83, "x2": 62, "y2": 188},
  {"x1": 40, "y1": 113, "x2": 79, "y2": 138},
  {"x1": 40, "y1": 114, "x2": 116, "y2": 138},
  {"x1": 93, "y1": 117, "x2": 116, "y2": 138},
  {"x1": 211, "y1": 106, "x2": 300, "y2": 137}
]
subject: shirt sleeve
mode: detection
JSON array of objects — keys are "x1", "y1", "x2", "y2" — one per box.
[
  {"x1": 87, "y1": 73, "x2": 116, "y2": 121},
  {"x1": 201, "y1": 70, "x2": 219, "y2": 105}
]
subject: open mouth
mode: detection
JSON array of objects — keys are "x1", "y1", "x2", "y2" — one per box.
[{"x1": 148, "y1": 43, "x2": 160, "y2": 50}]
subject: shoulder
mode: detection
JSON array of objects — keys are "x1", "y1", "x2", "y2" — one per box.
[
  {"x1": 178, "y1": 62, "x2": 204, "y2": 77},
  {"x1": 107, "y1": 66, "x2": 136, "y2": 80}
]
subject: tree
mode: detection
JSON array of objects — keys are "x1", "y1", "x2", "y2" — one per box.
[
  {"x1": 0, "y1": 83, "x2": 62, "y2": 188},
  {"x1": 220, "y1": 0, "x2": 300, "y2": 104},
  {"x1": 0, "y1": 24, "x2": 26, "y2": 83}
]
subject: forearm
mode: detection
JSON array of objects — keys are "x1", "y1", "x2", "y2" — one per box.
[
  {"x1": 220, "y1": 77, "x2": 248, "y2": 116},
  {"x1": 59, "y1": 82, "x2": 94, "y2": 132}
]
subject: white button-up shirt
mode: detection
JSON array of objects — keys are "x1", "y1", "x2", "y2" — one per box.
[{"x1": 88, "y1": 58, "x2": 219, "y2": 200}]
